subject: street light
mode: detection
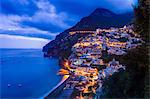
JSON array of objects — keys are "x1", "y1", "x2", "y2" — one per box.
[{"x1": 64, "y1": 60, "x2": 70, "y2": 70}]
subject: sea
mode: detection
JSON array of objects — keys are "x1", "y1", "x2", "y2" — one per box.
[{"x1": 0, "y1": 49, "x2": 62, "y2": 98}]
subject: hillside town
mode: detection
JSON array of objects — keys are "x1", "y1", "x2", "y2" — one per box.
[{"x1": 58, "y1": 25, "x2": 143, "y2": 99}]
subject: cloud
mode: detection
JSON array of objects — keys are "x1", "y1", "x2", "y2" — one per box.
[
  {"x1": 0, "y1": 14, "x2": 29, "y2": 29},
  {"x1": 0, "y1": 14, "x2": 58, "y2": 39},
  {"x1": 0, "y1": 0, "x2": 72, "y2": 39},
  {"x1": 1, "y1": 0, "x2": 38, "y2": 16},
  {"x1": 1, "y1": 0, "x2": 72, "y2": 29},
  {"x1": 0, "y1": 34, "x2": 49, "y2": 48},
  {"x1": 104, "y1": 0, "x2": 136, "y2": 12},
  {"x1": 30, "y1": 0, "x2": 71, "y2": 29},
  {"x1": 49, "y1": 0, "x2": 137, "y2": 18}
]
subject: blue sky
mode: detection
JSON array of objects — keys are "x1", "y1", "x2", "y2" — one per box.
[{"x1": 0, "y1": 0, "x2": 137, "y2": 48}]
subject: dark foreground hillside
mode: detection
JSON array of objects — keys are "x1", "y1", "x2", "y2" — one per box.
[{"x1": 101, "y1": 0, "x2": 149, "y2": 98}]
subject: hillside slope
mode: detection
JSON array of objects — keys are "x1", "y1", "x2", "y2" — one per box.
[{"x1": 43, "y1": 8, "x2": 134, "y2": 57}]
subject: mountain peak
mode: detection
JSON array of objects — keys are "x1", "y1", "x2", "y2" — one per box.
[
  {"x1": 90, "y1": 8, "x2": 116, "y2": 17},
  {"x1": 92, "y1": 8, "x2": 115, "y2": 14},
  {"x1": 94, "y1": 8, "x2": 112, "y2": 12},
  {"x1": 70, "y1": 8, "x2": 133, "y2": 31},
  {"x1": 43, "y1": 7, "x2": 134, "y2": 54}
]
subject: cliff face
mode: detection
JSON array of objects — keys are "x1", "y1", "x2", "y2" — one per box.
[{"x1": 43, "y1": 8, "x2": 134, "y2": 57}]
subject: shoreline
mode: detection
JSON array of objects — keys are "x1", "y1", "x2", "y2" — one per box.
[
  {"x1": 43, "y1": 75, "x2": 70, "y2": 98},
  {"x1": 43, "y1": 25, "x2": 143, "y2": 98}
]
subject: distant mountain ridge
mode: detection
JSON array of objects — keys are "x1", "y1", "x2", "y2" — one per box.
[
  {"x1": 43, "y1": 8, "x2": 134, "y2": 57},
  {"x1": 70, "y1": 8, "x2": 133, "y2": 31}
]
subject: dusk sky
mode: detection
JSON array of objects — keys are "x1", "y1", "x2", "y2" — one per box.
[{"x1": 0, "y1": 0, "x2": 138, "y2": 48}]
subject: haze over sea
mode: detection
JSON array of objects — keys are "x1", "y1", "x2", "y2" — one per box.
[{"x1": 0, "y1": 49, "x2": 62, "y2": 98}]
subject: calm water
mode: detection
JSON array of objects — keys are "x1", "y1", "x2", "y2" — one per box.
[{"x1": 0, "y1": 49, "x2": 62, "y2": 98}]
